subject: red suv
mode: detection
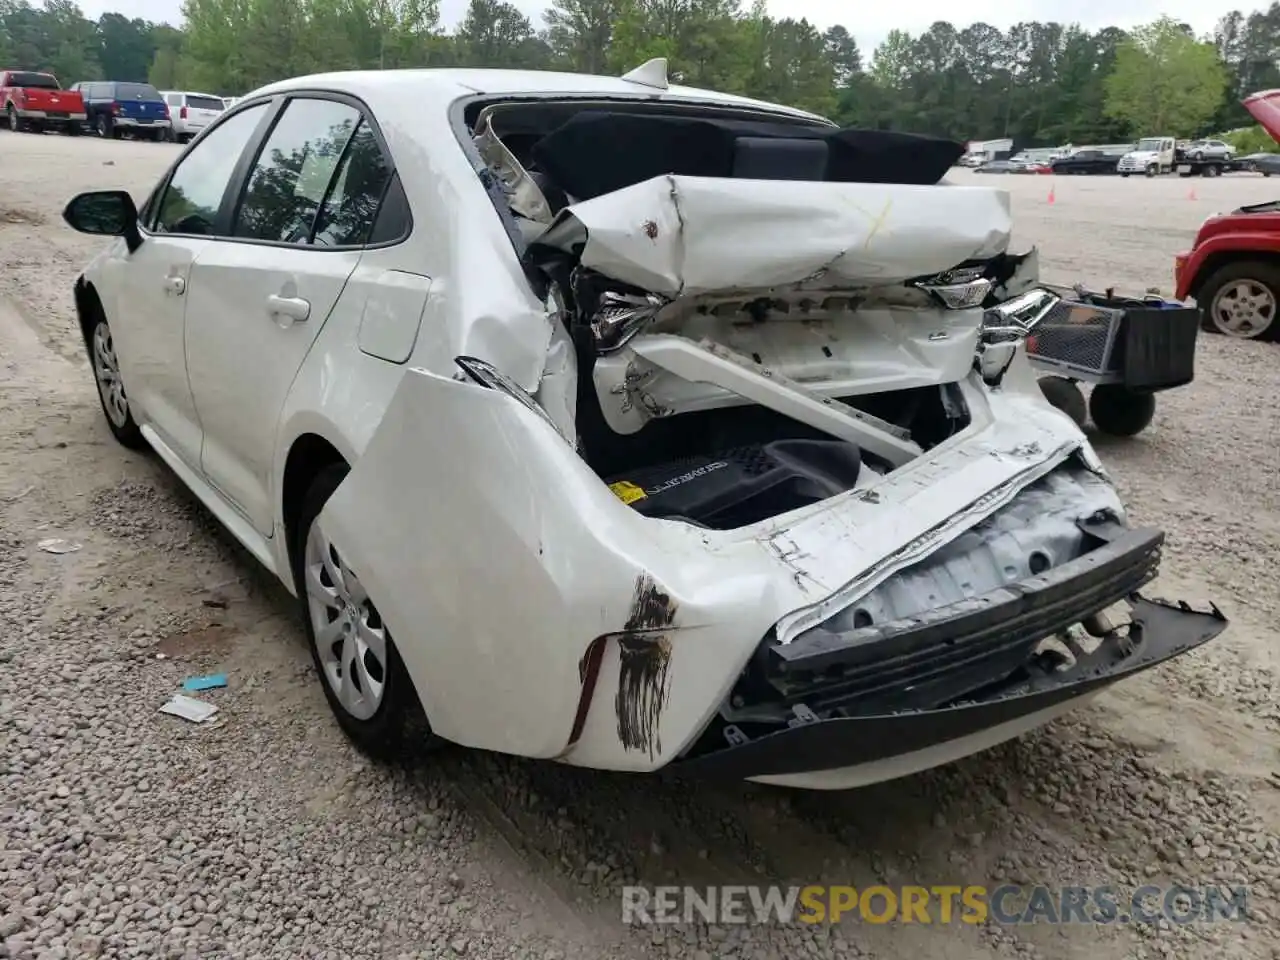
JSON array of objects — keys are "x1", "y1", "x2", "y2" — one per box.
[{"x1": 1175, "y1": 89, "x2": 1280, "y2": 342}]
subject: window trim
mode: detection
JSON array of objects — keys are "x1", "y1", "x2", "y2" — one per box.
[{"x1": 141, "y1": 88, "x2": 410, "y2": 252}]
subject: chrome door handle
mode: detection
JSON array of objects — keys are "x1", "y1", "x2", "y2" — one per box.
[
  {"x1": 266, "y1": 294, "x2": 310, "y2": 323},
  {"x1": 163, "y1": 275, "x2": 185, "y2": 295}
]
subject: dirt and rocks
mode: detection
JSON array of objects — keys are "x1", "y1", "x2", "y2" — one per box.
[{"x1": 0, "y1": 133, "x2": 1276, "y2": 960}]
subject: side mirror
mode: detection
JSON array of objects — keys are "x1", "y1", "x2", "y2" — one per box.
[{"x1": 62, "y1": 190, "x2": 143, "y2": 253}]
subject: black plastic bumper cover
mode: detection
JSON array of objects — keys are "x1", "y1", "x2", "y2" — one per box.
[{"x1": 676, "y1": 539, "x2": 1227, "y2": 779}]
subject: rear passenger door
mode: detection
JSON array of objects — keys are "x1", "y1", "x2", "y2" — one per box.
[{"x1": 183, "y1": 94, "x2": 397, "y2": 536}]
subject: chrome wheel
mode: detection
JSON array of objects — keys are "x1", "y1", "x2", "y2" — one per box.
[
  {"x1": 1210, "y1": 279, "x2": 1276, "y2": 338},
  {"x1": 304, "y1": 519, "x2": 387, "y2": 721},
  {"x1": 91, "y1": 322, "x2": 130, "y2": 427}
]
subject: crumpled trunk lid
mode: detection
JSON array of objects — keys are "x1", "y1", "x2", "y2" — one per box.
[{"x1": 528, "y1": 175, "x2": 1013, "y2": 298}]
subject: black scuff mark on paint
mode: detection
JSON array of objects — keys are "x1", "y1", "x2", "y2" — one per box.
[{"x1": 615, "y1": 574, "x2": 677, "y2": 759}]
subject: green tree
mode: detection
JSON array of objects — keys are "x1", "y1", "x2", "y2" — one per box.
[{"x1": 1105, "y1": 15, "x2": 1229, "y2": 136}]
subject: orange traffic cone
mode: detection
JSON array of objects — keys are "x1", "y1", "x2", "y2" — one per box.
[
  {"x1": 1047, "y1": 182, "x2": 1056, "y2": 205},
  {"x1": 1187, "y1": 186, "x2": 1197, "y2": 201}
]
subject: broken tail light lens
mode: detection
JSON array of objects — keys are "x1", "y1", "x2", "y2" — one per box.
[{"x1": 591, "y1": 291, "x2": 666, "y2": 354}]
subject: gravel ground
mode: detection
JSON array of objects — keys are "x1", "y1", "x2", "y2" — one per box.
[{"x1": 0, "y1": 133, "x2": 1277, "y2": 960}]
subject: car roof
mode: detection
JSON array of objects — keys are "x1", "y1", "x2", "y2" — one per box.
[{"x1": 248, "y1": 68, "x2": 831, "y2": 124}]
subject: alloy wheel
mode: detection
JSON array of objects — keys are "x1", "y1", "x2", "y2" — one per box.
[
  {"x1": 91, "y1": 322, "x2": 130, "y2": 427},
  {"x1": 1210, "y1": 279, "x2": 1276, "y2": 338},
  {"x1": 304, "y1": 519, "x2": 388, "y2": 721}
]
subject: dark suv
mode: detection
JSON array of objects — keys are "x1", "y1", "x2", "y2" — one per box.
[{"x1": 71, "y1": 80, "x2": 170, "y2": 140}]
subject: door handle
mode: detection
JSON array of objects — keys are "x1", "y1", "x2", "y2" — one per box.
[
  {"x1": 266, "y1": 294, "x2": 310, "y2": 324},
  {"x1": 163, "y1": 275, "x2": 185, "y2": 295}
]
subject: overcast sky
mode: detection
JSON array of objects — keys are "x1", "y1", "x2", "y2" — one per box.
[{"x1": 77, "y1": 0, "x2": 1254, "y2": 51}]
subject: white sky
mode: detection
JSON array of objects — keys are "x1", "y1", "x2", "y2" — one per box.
[{"x1": 78, "y1": 0, "x2": 1256, "y2": 52}]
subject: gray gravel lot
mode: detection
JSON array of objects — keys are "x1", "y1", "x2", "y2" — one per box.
[{"x1": 0, "y1": 133, "x2": 1277, "y2": 960}]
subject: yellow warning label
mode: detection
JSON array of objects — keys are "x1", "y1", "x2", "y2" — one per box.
[{"x1": 609, "y1": 480, "x2": 647, "y2": 505}]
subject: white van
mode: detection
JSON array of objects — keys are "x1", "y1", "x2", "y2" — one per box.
[
  {"x1": 1117, "y1": 136, "x2": 1176, "y2": 177},
  {"x1": 159, "y1": 90, "x2": 225, "y2": 143}
]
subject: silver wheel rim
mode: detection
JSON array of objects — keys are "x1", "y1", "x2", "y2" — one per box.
[
  {"x1": 8, "y1": 108, "x2": 16, "y2": 131},
  {"x1": 92, "y1": 322, "x2": 130, "y2": 427},
  {"x1": 1210, "y1": 280, "x2": 1276, "y2": 338},
  {"x1": 304, "y1": 518, "x2": 387, "y2": 720}
]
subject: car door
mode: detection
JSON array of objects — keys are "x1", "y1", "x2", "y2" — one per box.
[
  {"x1": 109, "y1": 101, "x2": 273, "y2": 468},
  {"x1": 183, "y1": 94, "x2": 393, "y2": 536}
]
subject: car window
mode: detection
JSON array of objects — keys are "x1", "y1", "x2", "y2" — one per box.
[
  {"x1": 231, "y1": 98, "x2": 364, "y2": 245},
  {"x1": 188, "y1": 95, "x2": 224, "y2": 111},
  {"x1": 165, "y1": 93, "x2": 180, "y2": 106},
  {"x1": 154, "y1": 103, "x2": 269, "y2": 236},
  {"x1": 312, "y1": 120, "x2": 394, "y2": 247},
  {"x1": 10, "y1": 72, "x2": 58, "y2": 88},
  {"x1": 116, "y1": 82, "x2": 160, "y2": 100}
]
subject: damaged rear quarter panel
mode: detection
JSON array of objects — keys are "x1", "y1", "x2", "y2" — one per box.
[{"x1": 319, "y1": 367, "x2": 792, "y2": 764}]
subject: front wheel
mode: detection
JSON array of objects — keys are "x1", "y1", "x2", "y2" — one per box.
[
  {"x1": 1088, "y1": 386, "x2": 1156, "y2": 437},
  {"x1": 88, "y1": 315, "x2": 145, "y2": 449},
  {"x1": 1145, "y1": 165, "x2": 1157, "y2": 178},
  {"x1": 1196, "y1": 261, "x2": 1280, "y2": 341},
  {"x1": 293, "y1": 464, "x2": 439, "y2": 761}
]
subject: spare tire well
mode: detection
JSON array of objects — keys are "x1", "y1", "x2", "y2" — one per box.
[{"x1": 282, "y1": 435, "x2": 348, "y2": 567}]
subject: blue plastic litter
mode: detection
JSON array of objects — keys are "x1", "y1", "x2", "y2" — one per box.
[{"x1": 182, "y1": 674, "x2": 228, "y2": 692}]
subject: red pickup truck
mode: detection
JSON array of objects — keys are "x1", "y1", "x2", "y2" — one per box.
[
  {"x1": 1174, "y1": 89, "x2": 1280, "y2": 341},
  {"x1": 0, "y1": 69, "x2": 85, "y2": 135}
]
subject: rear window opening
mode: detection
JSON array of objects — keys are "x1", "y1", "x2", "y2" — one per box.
[{"x1": 461, "y1": 98, "x2": 964, "y2": 239}]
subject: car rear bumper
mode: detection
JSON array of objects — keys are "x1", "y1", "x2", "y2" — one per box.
[
  {"x1": 16, "y1": 109, "x2": 86, "y2": 121},
  {"x1": 674, "y1": 523, "x2": 1227, "y2": 787},
  {"x1": 112, "y1": 117, "x2": 170, "y2": 128}
]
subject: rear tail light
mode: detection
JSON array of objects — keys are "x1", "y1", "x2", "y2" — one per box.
[
  {"x1": 179, "y1": 106, "x2": 186, "y2": 119},
  {"x1": 109, "y1": 101, "x2": 119, "y2": 115}
]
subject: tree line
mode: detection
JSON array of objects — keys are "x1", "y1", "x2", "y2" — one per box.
[{"x1": 3, "y1": 0, "x2": 1279, "y2": 147}]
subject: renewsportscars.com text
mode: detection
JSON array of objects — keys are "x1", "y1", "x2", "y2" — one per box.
[{"x1": 621, "y1": 884, "x2": 1250, "y2": 926}]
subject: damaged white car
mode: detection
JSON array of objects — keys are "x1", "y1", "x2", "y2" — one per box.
[{"x1": 63, "y1": 61, "x2": 1226, "y2": 790}]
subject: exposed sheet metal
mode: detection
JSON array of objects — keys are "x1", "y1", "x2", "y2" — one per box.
[{"x1": 530, "y1": 175, "x2": 1013, "y2": 297}]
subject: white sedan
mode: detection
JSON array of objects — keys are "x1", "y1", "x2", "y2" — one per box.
[{"x1": 62, "y1": 62, "x2": 1226, "y2": 790}]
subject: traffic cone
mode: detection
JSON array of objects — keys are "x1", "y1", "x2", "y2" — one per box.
[
  {"x1": 1047, "y1": 182, "x2": 1056, "y2": 205},
  {"x1": 1187, "y1": 186, "x2": 1197, "y2": 201}
]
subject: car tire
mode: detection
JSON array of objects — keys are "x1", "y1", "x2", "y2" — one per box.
[
  {"x1": 1196, "y1": 261, "x2": 1280, "y2": 341},
  {"x1": 1088, "y1": 385, "x2": 1156, "y2": 437},
  {"x1": 1120, "y1": 172, "x2": 1130, "y2": 178},
  {"x1": 1193, "y1": 151, "x2": 1204, "y2": 161},
  {"x1": 66, "y1": 123, "x2": 80, "y2": 137},
  {"x1": 1205, "y1": 164, "x2": 1221, "y2": 178},
  {"x1": 95, "y1": 114, "x2": 110, "y2": 138},
  {"x1": 1037, "y1": 376, "x2": 1087, "y2": 427},
  {"x1": 292, "y1": 463, "x2": 441, "y2": 762},
  {"x1": 87, "y1": 314, "x2": 145, "y2": 449},
  {"x1": 7, "y1": 104, "x2": 23, "y2": 132},
  {"x1": 1145, "y1": 165, "x2": 1157, "y2": 178}
]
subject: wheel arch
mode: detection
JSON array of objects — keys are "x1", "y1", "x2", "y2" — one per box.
[
  {"x1": 1190, "y1": 250, "x2": 1280, "y2": 300},
  {"x1": 281, "y1": 432, "x2": 351, "y2": 574},
  {"x1": 73, "y1": 276, "x2": 104, "y2": 353}
]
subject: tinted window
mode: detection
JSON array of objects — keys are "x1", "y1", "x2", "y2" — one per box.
[
  {"x1": 154, "y1": 103, "x2": 268, "y2": 236},
  {"x1": 188, "y1": 95, "x2": 224, "y2": 111},
  {"x1": 10, "y1": 72, "x2": 58, "y2": 88},
  {"x1": 232, "y1": 98, "x2": 362, "y2": 245},
  {"x1": 313, "y1": 121, "x2": 394, "y2": 246},
  {"x1": 116, "y1": 82, "x2": 161, "y2": 100}
]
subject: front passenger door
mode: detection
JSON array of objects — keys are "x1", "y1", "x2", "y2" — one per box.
[{"x1": 183, "y1": 96, "x2": 395, "y2": 537}]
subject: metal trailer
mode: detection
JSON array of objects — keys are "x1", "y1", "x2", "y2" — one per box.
[
  {"x1": 1025, "y1": 287, "x2": 1201, "y2": 437},
  {"x1": 1176, "y1": 157, "x2": 1247, "y2": 177}
]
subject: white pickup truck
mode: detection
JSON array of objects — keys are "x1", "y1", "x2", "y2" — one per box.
[{"x1": 1117, "y1": 136, "x2": 1176, "y2": 177}]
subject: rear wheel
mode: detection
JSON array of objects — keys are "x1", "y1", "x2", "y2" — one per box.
[
  {"x1": 1196, "y1": 261, "x2": 1280, "y2": 341},
  {"x1": 293, "y1": 464, "x2": 439, "y2": 761},
  {"x1": 1088, "y1": 386, "x2": 1156, "y2": 437},
  {"x1": 6, "y1": 105, "x2": 22, "y2": 132},
  {"x1": 95, "y1": 114, "x2": 110, "y2": 138},
  {"x1": 1038, "y1": 376, "x2": 1087, "y2": 427},
  {"x1": 66, "y1": 122, "x2": 80, "y2": 137}
]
